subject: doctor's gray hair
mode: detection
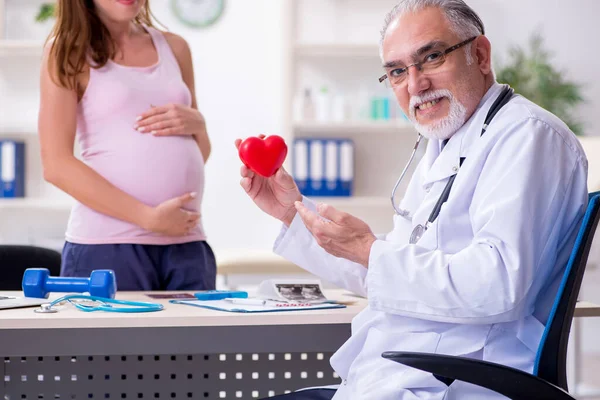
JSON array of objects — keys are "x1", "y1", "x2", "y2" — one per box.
[{"x1": 380, "y1": 0, "x2": 485, "y2": 65}]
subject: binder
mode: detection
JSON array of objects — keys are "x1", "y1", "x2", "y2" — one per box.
[
  {"x1": 0, "y1": 140, "x2": 25, "y2": 198},
  {"x1": 325, "y1": 140, "x2": 338, "y2": 196},
  {"x1": 292, "y1": 137, "x2": 354, "y2": 197},
  {"x1": 339, "y1": 140, "x2": 354, "y2": 196},
  {"x1": 309, "y1": 139, "x2": 324, "y2": 196},
  {"x1": 293, "y1": 139, "x2": 309, "y2": 195}
]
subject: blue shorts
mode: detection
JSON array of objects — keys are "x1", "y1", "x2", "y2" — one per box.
[{"x1": 60, "y1": 241, "x2": 216, "y2": 291}]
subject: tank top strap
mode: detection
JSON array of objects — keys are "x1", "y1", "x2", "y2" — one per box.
[{"x1": 144, "y1": 26, "x2": 180, "y2": 70}]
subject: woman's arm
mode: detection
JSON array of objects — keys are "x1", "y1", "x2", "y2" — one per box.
[
  {"x1": 164, "y1": 32, "x2": 211, "y2": 163},
  {"x1": 38, "y1": 46, "x2": 198, "y2": 236}
]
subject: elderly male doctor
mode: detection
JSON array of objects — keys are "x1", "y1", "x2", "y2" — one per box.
[{"x1": 238, "y1": 0, "x2": 588, "y2": 399}]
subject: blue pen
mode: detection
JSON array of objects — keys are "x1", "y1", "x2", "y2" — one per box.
[{"x1": 194, "y1": 290, "x2": 248, "y2": 300}]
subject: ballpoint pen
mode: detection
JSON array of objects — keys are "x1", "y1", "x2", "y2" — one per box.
[{"x1": 225, "y1": 298, "x2": 274, "y2": 306}]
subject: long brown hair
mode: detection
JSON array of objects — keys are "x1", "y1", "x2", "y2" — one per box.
[{"x1": 47, "y1": 0, "x2": 158, "y2": 91}]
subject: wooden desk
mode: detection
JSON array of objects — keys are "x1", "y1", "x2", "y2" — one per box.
[
  {"x1": 0, "y1": 290, "x2": 365, "y2": 399},
  {"x1": 573, "y1": 301, "x2": 600, "y2": 317},
  {"x1": 0, "y1": 291, "x2": 597, "y2": 400}
]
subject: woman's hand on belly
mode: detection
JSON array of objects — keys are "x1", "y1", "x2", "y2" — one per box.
[
  {"x1": 141, "y1": 192, "x2": 200, "y2": 236},
  {"x1": 134, "y1": 103, "x2": 206, "y2": 137}
]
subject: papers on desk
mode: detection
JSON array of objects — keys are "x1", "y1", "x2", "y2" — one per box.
[{"x1": 170, "y1": 299, "x2": 346, "y2": 313}]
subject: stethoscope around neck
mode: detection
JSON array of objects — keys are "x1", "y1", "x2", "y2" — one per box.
[{"x1": 391, "y1": 85, "x2": 515, "y2": 244}]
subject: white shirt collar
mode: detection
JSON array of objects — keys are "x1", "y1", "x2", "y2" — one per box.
[{"x1": 422, "y1": 82, "x2": 507, "y2": 186}]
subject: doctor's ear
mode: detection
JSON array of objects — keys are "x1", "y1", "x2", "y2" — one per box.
[{"x1": 473, "y1": 35, "x2": 492, "y2": 75}]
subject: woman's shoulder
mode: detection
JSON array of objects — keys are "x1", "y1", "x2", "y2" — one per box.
[
  {"x1": 155, "y1": 30, "x2": 193, "y2": 72},
  {"x1": 159, "y1": 30, "x2": 191, "y2": 57}
]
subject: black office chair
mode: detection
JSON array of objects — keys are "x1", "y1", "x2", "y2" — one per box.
[
  {"x1": 0, "y1": 245, "x2": 62, "y2": 290},
  {"x1": 382, "y1": 192, "x2": 600, "y2": 400}
]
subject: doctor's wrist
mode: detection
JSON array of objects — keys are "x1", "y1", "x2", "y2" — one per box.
[
  {"x1": 281, "y1": 206, "x2": 298, "y2": 227},
  {"x1": 359, "y1": 235, "x2": 377, "y2": 268}
]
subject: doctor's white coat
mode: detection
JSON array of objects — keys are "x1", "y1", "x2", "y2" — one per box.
[{"x1": 273, "y1": 83, "x2": 589, "y2": 399}]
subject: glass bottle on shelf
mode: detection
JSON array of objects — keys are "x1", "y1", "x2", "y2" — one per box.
[
  {"x1": 294, "y1": 88, "x2": 316, "y2": 123},
  {"x1": 315, "y1": 86, "x2": 331, "y2": 123},
  {"x1": 303, "y1": 88, "x2": 316, "y2": 122}
]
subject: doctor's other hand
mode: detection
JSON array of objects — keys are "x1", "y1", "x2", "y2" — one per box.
[
  {"x1": 295, "y1": 201, "x2": 377, "y2": 267},
  {"x1": 142, "y1": 193, "x2": 200, "y2": 236},
  {"x1": 235, "y1": 138, "x2": 302, "y2": 227}
]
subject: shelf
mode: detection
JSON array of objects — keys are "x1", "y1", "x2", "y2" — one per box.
[
  {"x1": 308, "y1": 196, "x2": 390, "y2": 208},
  {"x1": 0, "y1": 131, "x2": 38, "y2": 137},
  {"x1": 0, "y1": 40, "x2": 44, "y2": 57},
  {"x1": 0, "y1": 197, "x2": 74, "y2": 211},
  {"x1": 295, "y1": 43, "x2": 380, "y2": 58},
  {"x1": 293, "y1": 120, "x2": 415, "y2": 135}
]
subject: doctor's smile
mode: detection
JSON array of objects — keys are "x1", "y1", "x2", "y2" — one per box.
[{"x1": 411, "y1": 94, "x2": 448, "y2": 118}]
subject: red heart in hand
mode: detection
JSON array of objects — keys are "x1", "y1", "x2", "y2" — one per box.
[{"x1": 238, "y1": 135, "x2": 288, "y2": 177}]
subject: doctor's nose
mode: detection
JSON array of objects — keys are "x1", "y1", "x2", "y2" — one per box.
[{"x1": 406, "y1": 65, "x2": 431, "y2": 97}]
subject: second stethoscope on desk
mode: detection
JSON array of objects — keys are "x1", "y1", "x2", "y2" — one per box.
[
  {"x1": 34, "y1": 294, "x2": 164, "y2": 313},
  {"x1": 390, "y1": 85, "x2": 515, "y2": 244}
]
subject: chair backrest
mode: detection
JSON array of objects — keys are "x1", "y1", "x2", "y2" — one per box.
[
  {"x1": 0, "y1": 245, "x2": 62, "y2": 290},
  {"x1": 534, "y1": 192, "x2": 600, "y2": 390}
]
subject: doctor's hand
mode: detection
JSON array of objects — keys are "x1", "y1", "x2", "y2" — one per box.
[
  {"x1": 135, "y1": 104, "x2": 206, "y2": 137},
  {"x1": 235, "y1": 137, "x2": 302, "y2": 226},
  {"x1": 295, "y1": 201, "x2": 377, "y2": 267}
]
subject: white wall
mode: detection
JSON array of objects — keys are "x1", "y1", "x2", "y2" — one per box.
[
  {"x1": 467, "y1": 0, "x2": 599, "y2": 137},
  {"x1": 148, "y1": 0, "x2": 291, "y2": 254}
]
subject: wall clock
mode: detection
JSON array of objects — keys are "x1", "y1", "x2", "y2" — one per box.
[{"x1": 171, "y1": 0, "x2": 225, "y2": 28}]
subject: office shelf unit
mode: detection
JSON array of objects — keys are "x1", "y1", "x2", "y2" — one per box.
[
  {"x1": 0, "y1": 1, "x2": 71, "y2": 247},
  {"x1": 283, "y1": 0, "x2": 422, "y2": 234}
]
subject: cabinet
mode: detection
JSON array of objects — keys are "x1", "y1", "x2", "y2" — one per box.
[
  {"x1": 284, "y1": 0, "x2": 423, "y2": 233},
  {"x1": 0, "y1": 0, "x2": 71, "y2": 249}
]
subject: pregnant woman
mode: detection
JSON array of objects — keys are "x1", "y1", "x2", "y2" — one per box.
[{"x1": 38, "y1": 0, "x2": 216, "y2": 290}]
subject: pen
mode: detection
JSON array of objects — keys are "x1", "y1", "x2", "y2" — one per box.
[{"x1": 226, "y1": 298, "x2": 272, "y2": 306}]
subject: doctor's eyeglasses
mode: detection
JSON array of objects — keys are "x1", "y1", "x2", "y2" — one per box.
[{"x1": 379, "y1": 36, "x2": 478, "y2": 88}]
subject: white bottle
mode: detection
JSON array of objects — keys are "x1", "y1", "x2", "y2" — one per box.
[
  {"x1": 332, "y1": 93, "x2": 346, "y2": 123},
  {"x1": 315, "y1": 86, "x2": 331, "y2": 123},
  {"x1": 292, "y1": 93, "x2": 303, "y2": 123},
  {"x1": 354, "y1": 86, "x2": 370, "y2": 121},
  {"x1": 302, "y1": 88, "x2": 315, "y2": 122}
]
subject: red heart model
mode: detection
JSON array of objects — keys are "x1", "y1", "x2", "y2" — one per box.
[{"x1": 238, "y1": 135, "x2": 288, "y2": 177}]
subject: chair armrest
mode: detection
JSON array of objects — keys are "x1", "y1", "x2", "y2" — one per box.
[{"x1": 381, "y1": 351, "x2": 574, "y2": 400}]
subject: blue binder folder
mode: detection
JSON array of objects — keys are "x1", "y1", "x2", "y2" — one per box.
[
  {"x1": 292, "y1": 138, "x2": 354, "y2": 197},
  {"x1": 0, "y1": 140, "x2": 25, "y2": 198}
]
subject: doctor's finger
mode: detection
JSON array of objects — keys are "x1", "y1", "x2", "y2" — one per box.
[
  {"x1": 234, "y1": 139, "x2": 242, "y2": 149},
  {"x1": 317, "y1": 203, "x2": 351, "y2": 225},
  {"x1": 295, "y1": 202, "x2": 327, "y2": 233},
  {"x1": 240, "y1": 177, "x2": 253, "y2": 193},
  {"x1": 240, "y1": 164, "x2": 255, "y2": 178}
]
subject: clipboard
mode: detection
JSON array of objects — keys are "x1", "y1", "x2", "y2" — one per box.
[{"x1": 170, "y1": 299, "x2": 346, "y2": 313}]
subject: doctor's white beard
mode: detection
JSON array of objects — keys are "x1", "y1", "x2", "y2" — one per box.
[{"x1": 408, "y1": 89, "x2": 467, "y2": 141}]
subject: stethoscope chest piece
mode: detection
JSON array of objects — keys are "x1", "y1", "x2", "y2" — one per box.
[
  {"x1": 34, "y1": 303, "x2": 58, "y2": 314},
  {"x1": 410, "y1": 223, "x2": 426, "y2": 244}
]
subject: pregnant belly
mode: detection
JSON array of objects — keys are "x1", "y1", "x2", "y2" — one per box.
[{"x1": 84, "y1": 135, "x2": 204, "y2": 210}]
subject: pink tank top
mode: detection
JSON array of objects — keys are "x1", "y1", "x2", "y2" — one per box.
[{"x1": 66, "y1": 27, "x2": 207, "y2": 245}]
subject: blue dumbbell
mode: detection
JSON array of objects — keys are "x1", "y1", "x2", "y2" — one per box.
[{"x1": 22, "y1": 268, "x2": 117, "y2": 299}]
